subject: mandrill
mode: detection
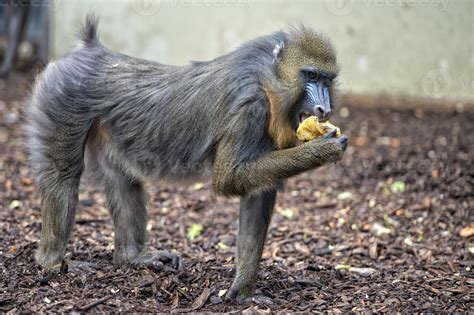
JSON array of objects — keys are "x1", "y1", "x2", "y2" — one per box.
[{"x1": 26, "y1": 15, "x2": 348, "y2": 301}]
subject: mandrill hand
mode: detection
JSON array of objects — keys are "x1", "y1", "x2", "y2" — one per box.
[
  {"x1": 322, "y1": 128, "x2": 348, "y2": 148},
  {"x1": 305, "y1": 129, "x2": 348, "y2": 164}
]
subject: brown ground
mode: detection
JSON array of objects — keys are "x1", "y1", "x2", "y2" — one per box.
[{"x1": 0, "y1": 74, "x2": 473, "y2": 313}]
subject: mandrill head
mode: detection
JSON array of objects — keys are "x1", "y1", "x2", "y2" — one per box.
[{"x1": 266, "y1": 27, "x2": 340, "y2": 150}]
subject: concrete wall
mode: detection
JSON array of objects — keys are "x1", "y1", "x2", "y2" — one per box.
[{"x1": 48, "y1": 0, "x2": 473, "y2": 101}]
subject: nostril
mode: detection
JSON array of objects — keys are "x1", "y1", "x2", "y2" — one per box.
[
  {"x1": 315, "y1": 106, "x2": 325, "y2": 117},
  {"x1": 314, "y1": 106, "x2": 331, "y2": 119}
]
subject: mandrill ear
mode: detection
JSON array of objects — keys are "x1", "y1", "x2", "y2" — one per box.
[{"x1": 272, "y1": 41, "x2": 285, "y2": 63}]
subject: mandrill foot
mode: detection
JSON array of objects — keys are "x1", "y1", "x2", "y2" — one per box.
[
  {"x1": 226, "y1": 288, "x2": 274, "y2": 306},
  {"x1": 130, "y1": 251, "x2": 183, "y2": 272},
  {"x1": 226, "y1": 281, "x2": 274, "y2": 305},
  {"x1": 63, "y1": 260, "x2": 97, "y2": 274},
  {"x1": 40, "y1": 259, "x2": 97, "y2": 274}
]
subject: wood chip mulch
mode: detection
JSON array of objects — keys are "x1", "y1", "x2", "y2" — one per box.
[{"x1": 0, "y1": 75, "x2": 472, "y2": 312}]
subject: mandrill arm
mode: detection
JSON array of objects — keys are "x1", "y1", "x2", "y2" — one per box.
[
  {"x1": 213, "y1": 103, "x2": 347, "y2": 301},
  {"x1": 212, "y1": 105, "x2": 347, "y2": 197}
]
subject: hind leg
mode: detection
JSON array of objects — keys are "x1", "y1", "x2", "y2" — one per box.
[
  {"x1": 31, "y1": 109, "x2": 91, "y2": 270},
  {"x1": 86, "y1": 147, "x2": 181, "y2": 271},
  {"x1": 103, "y1": 172, "x2": 147, "y2": 262},
  {"x1": 105, "y1": 167, "x2": 181, "y2": 270},
  {"x1": 35, "y1": 172, "x2": 81, "y2": 268}
]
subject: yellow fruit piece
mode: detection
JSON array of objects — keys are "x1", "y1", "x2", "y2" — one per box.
[{"x1": 296, "y1": 116, "x2": 341, "y2": 141}]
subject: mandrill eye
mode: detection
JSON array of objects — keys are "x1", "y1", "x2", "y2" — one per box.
[{"x1": 307, "y1": 71, "x2": 318, "y2": 80}]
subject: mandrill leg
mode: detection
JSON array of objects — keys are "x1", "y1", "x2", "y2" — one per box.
[
  {"x1": 35, "y1": 176, "x2": 81, "y2": 268},
  {"x1": 100, "y1": 163, "x2": 182, "y2": 271},
  {"x1": 227, "y1": 190, "x2": 277, "y2": 300},
  {"x1": 84, "y1": 140, "x2": 182, "y2": 271},
  {"x1": 103, "y1": 174, "x2": 148, "y2": 263}
]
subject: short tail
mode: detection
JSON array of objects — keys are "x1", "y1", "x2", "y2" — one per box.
[{"x1": 78, "y1": 13, "x2": 99, "y2": 45}]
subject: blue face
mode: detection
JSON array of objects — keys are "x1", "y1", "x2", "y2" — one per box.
[{"x1": 295, "y1": 67, "x2": 336, "y2": 128}]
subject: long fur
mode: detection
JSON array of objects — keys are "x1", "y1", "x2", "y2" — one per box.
[
  {"x1": 27, "y1": 17, "x2": 345, "y2": 297},
  {"x1": 25, "y1": 15, "x2": 291, "y2": 188}
]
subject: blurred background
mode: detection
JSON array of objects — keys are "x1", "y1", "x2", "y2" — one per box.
[{"x1": 0, "y1": 0, "x2": 473, "y2": 104}]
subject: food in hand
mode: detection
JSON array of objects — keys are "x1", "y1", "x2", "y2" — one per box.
[{"x1": 296, "y1": 116, "x2": 341, "y2": 141}]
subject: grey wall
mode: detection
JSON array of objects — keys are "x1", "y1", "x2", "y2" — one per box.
[{"x1": 49, "y1": 0, "x2": 473, "y2": 101}]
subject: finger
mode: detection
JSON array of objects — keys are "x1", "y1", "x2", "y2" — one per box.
[
  {"x1": 173, "y1": 255, "x2": 183, "y2": 270},
  {"x1": 337, "y1": 135, "x2": 348, "y2": 151},
  {"x1": 150, "y1": 260, "x2": 164, "y2": 272},
  {"x1": 158, "y1": 252, "x2": 172, "y2": 263},
  {"x1": 322, "y1": 129, "x2": 337, "y2": 139}
]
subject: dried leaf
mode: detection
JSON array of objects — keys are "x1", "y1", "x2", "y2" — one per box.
[
  {"x1": 371, "y1": 223, "x2": 393, "y2": 236},
  {"x1": 459, "y1": 226, "x2": 474, "y2": 238},
  {"x1": 376, "y1": 136, "x2": 391, "y2": 146},
  {"x1": 294, "y1": 242, "x2": 310, "y2": 255},
  {"x1": 21, "y1": 177, "x2": 32, "y2": 186},
  {"x1": 337, "y1": 191, "x2": 352, "y2": 200},
  {"x1": 349, "y1": 267, "x2": 377, "y2": 277},
  {"x1": 4, "y1": 179, "x2": 12, "y2": 191},
  {"x1": 355, "y1": 136, "x2": 366, "y2": 146},
  {"x1": 368, "y1": 198, "x2": 376, "y2": 208},
  {"x1": 390, "y1": 181, "x2": 406, "y2": 193},
  {"x1": 303, "y1": 233, "x2": 309, "y2": 242},
  {"x1": 369, "y1": 241, "x2": 378, "y2": 259},
  {"x1": 190, "y1": 288, "x2": 212, "y2": 310},
  {"x1": 187, "y1": 224, "x2": 204, "y2": 240},
  {"x1": 422, "y1": 196, "x2": 431, "y2": 209},
  {"x1": 191, "y1": 182, "x2": 204, "y2": 191},
  {"x1": 217, "y1": 242, "x2": 230, "y2": 251},
  {"x1": 418, "y1": 249, "x2": 433, "y2": 261},
  {"x1": 404, "y1": 237, "x2": 414, "y2": 247},
  {"x1": 383, "y1": 214, "x2": 399, "y2": 228},
  {"x1": 281, "y1": 208, "x2": 294, "y2": 219},
  {"x1": 389, "y1": 138, "x2": 401, "y2": 148},
  {"x1": 9, "y1": 200, "x2": 21, "y2": 209},
  {"x1": 0, "y1": 127, "x2": 8, "y2": 144}
]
